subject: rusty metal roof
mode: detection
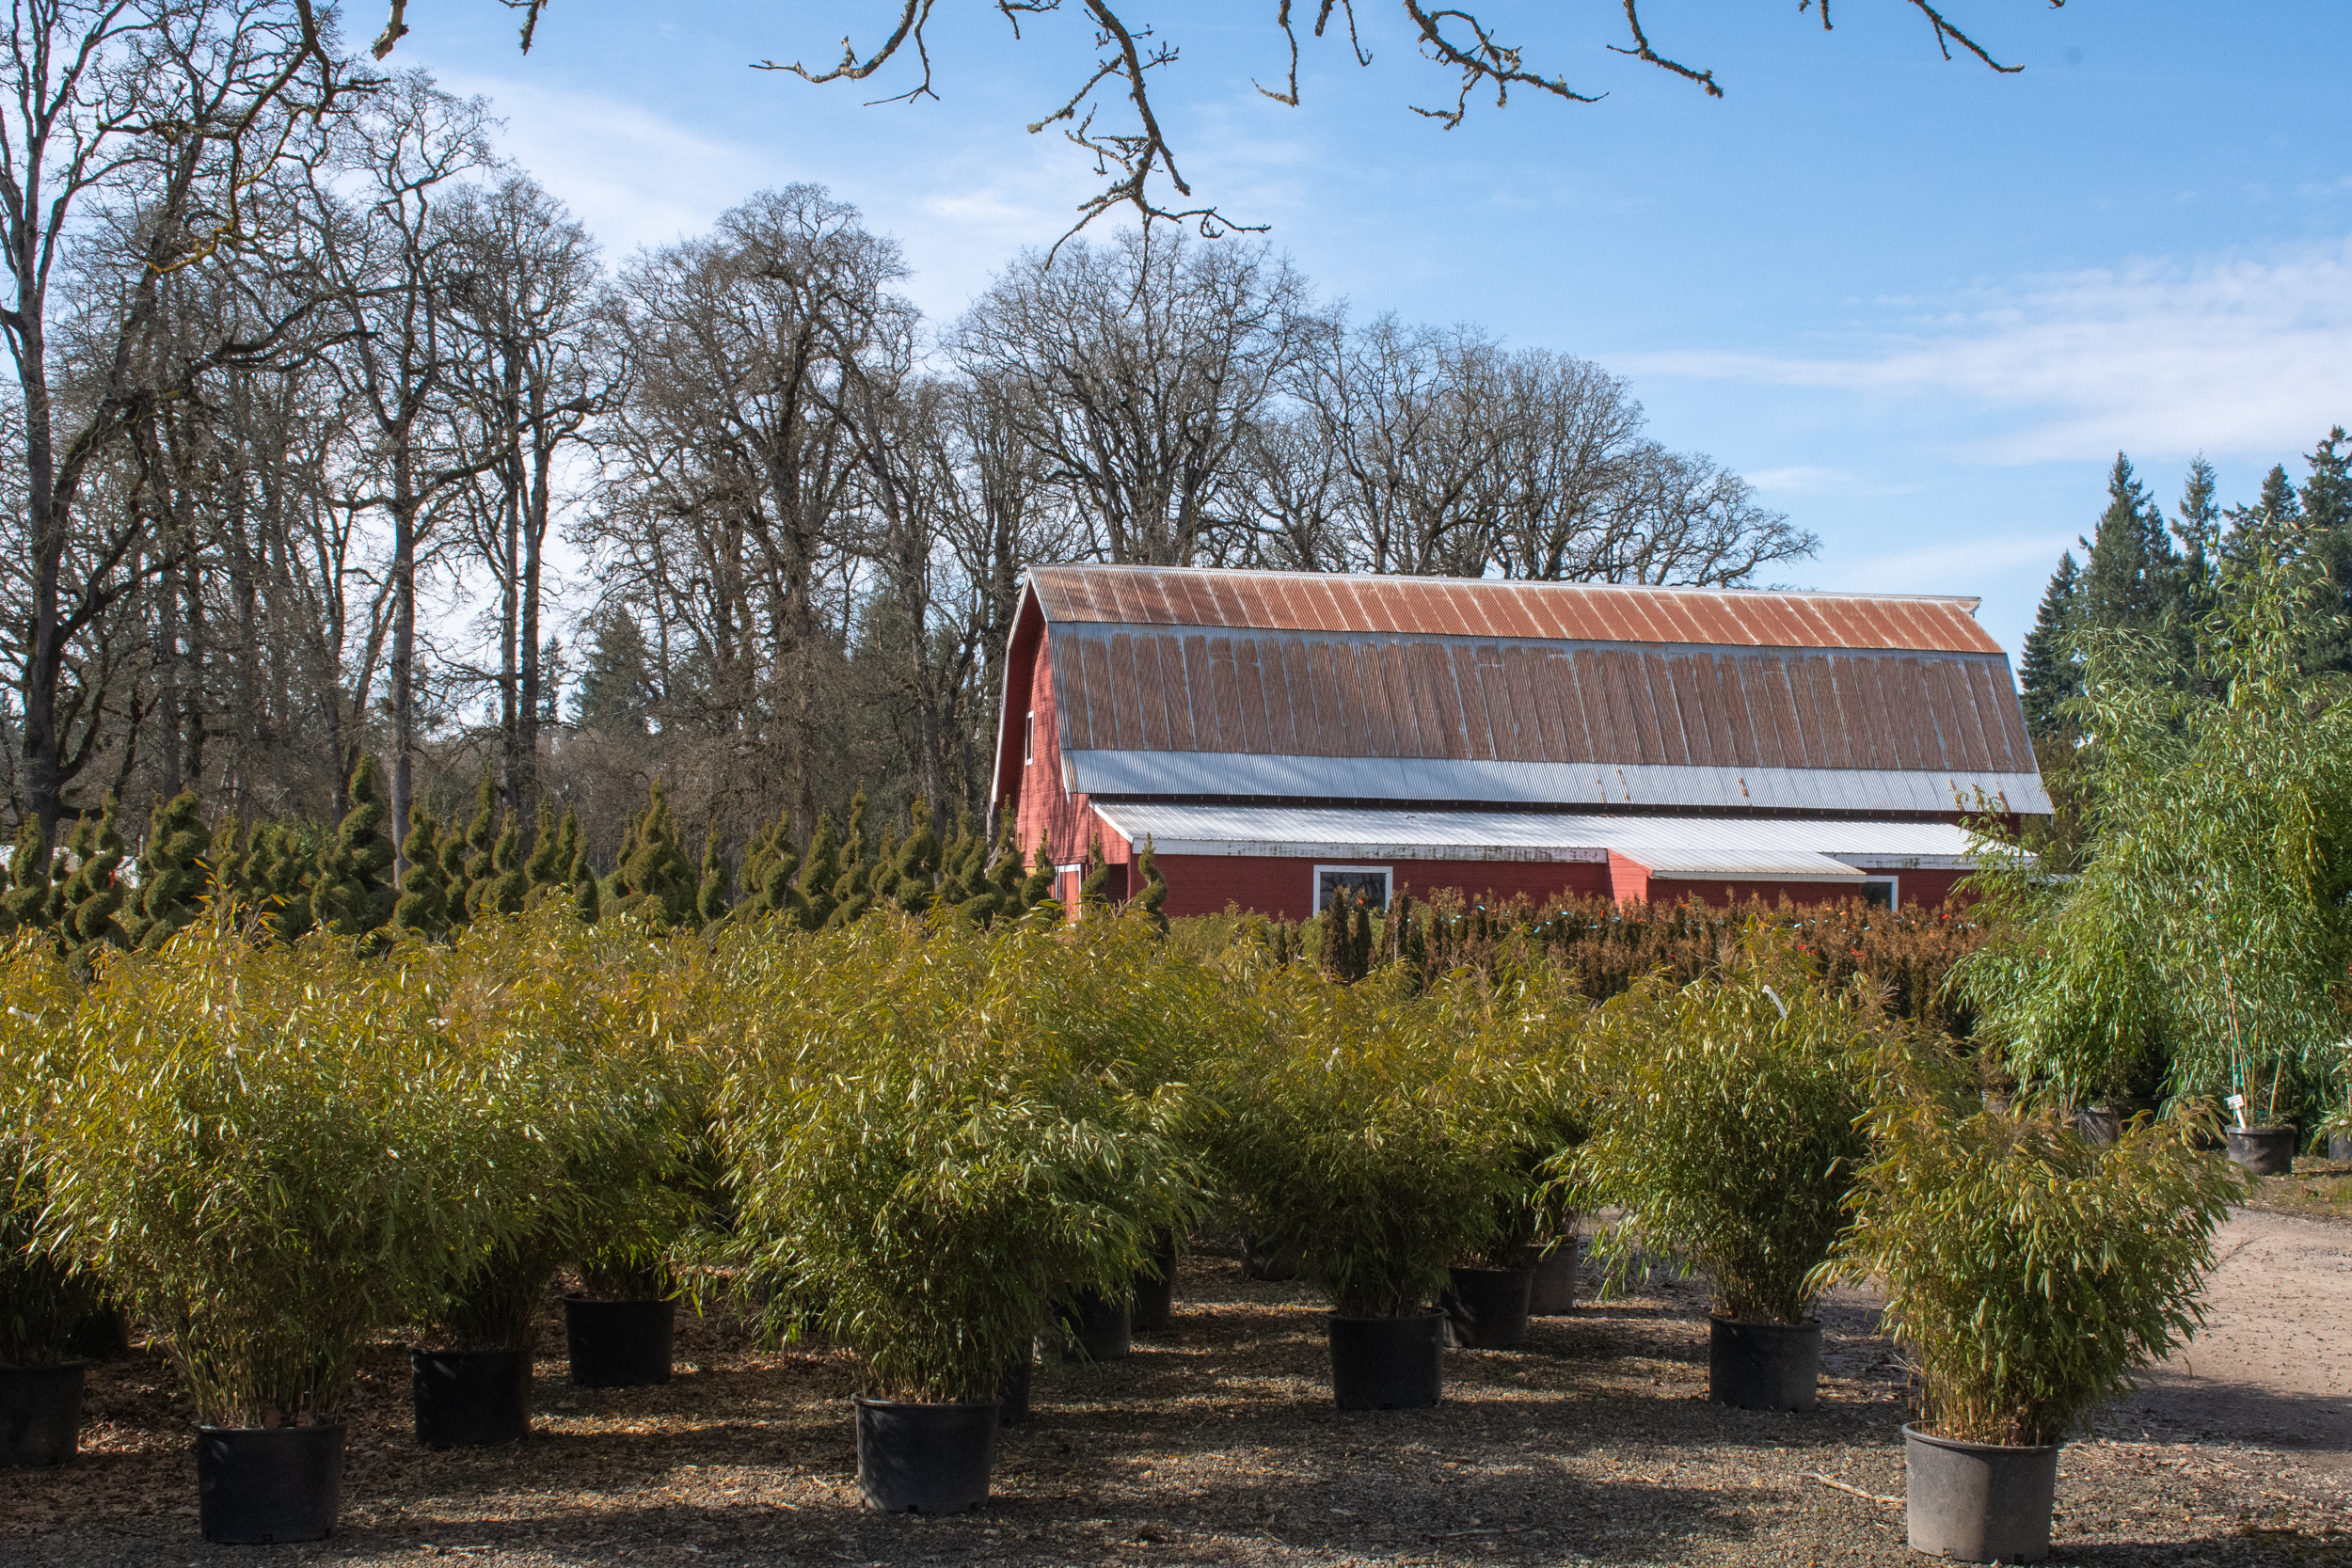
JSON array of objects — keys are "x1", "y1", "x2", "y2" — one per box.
[
  {"x1": 1028, "y1": 564, "x2": 2002, "y2": 655},
  {"x1": 1048, "y1": 622, "x2": 2037, "y2": 778}
]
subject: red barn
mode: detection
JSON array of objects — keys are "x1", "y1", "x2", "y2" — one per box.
[{"x1": 990, "y1": 565, "x2": 2050, "y2": 919}]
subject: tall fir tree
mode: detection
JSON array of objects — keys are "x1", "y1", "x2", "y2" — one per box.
[
  {"x1": 2079, "y1": 453, "x2": 2183, "y2": 632},
  {"x1": 2019, "y1": 552, "x2": 2081, "y2": 736}
]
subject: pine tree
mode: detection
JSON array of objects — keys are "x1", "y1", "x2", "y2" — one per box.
[
  {"x1": 572, "y1": 608, "x2": 654, "y2": 734},
  {"x1": 2296, "y1": 427, "x2": 2352, "y2": 672},
  {"x1": 2020, "y1": 551, "x2": 2081, "y2": 736},
  {"x1": 312, "y1": 755, "x2": 399, "y2": 938},
  {"x1": 696, "y1": 821, "x2": 733, "y2": 927},
  {"x1": 392, "y1": 803, "x2": 453, "y2": 937},
  {"x1": 128, "y1": 791, "x2": 208, "y2": 951}
]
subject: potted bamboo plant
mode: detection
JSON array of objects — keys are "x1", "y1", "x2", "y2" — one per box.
[
  {"x1": 1, "y1": 940, "x2": 99, "y2": 1467},
  {"x1": 715, "y1": 913, "x2": 1195, "y2": 1513},
  {"x1": 1210, "y1": 963, "x2": 1548, "y2": 1410},
  {"x1": 1820, "y1": 1087, "x2": 2241, "y2": 1563},
  {"x1": 37, "y1": 926, "x2": 527, "y2": 1543},
  {"x1": 1559, "y1": 951, "x2": 1877, "y2": 1413}
]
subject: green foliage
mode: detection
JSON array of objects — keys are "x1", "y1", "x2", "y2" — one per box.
[
  {"x1": 1963, "y1": 554, "x2": 2352, "y2": 1123},
  {"x1": 460, "y1": 767, "x2": 501, "y2": 917},
  {"x1": 128, "y1": 792, "x2": 208, "y2": 951},
  {"x1": 1208, "y1": 962, "x2": 1573, "y2": 1318},
  {"x1": 1560, "y1": 947, "x2": 1879, "y2": 1323},
  {"x1": 696, "y1": 821, "x2": 733, "y2": 927},
  {"x1": 1078, "y1": 836, "x2": 1111, "y2": 909},
  {"x1": 523, "y1": 801, "x2": 564, "y2": 895},
  {"x1": 608, "y1": 784, "x2": 698, "y2": 928},
  {"x1": 242, "y1": 821, "x2": 317, "y2": 942},
  {"x1": 1821, "y1": 1083, "x2": 2242, "y2": 1447},
  {"x1": 883, "y1": 797, "x2": 942, "y2": 915},
  {"x1": 37, "y1": 927, "x2": 539, "y2": 1425},
  {"x1": 739, "y1": 811, "x2": 800, "y2": 922},
  {"x1": 312, "y1": 756, "x2": 399, "y2": 938},
  {"x1": 392, "y1": 804, "x2": 453, "y2": 938},
  {"x1": 57, "y1": 798, "x2": 130, "y2": 965},
  {"x1": 713, "y1": 913, "x2": 1199, "y2": 1401},
  {"x1": 0, "y1": 942, "x2": 101, "y2": 1365},
  {"x1": 793, "y1": 811, "x2": 842, "y2": 929},
  {"x1": 1135, "y1": 836, "x2": 1168, "y2": 935},
  {"x1": 2, "y1": 820, "x2": 57, "y2": 932},
  {"x1": 825, "y1": 786, "x2": 874, "y2": 928}
]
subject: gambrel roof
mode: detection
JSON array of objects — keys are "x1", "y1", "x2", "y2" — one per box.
[{"x1": 1003, "y1": 565, "x2": 2051, "y2": 818}]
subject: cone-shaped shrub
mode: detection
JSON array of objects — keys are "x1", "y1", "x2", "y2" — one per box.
[
  {"x1": 312, "y1": 756, "x2": 398, "y2": 938},
  {"x1": 393, "y1": 804, "x2": 453, "y2": 938},
  {"x1": 129, "y1": 791, "x2": 208, "y2": 951}
]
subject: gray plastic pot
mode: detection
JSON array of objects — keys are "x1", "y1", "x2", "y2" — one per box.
[
  {"x1": 2224, "y1": 1126, "x2": 2296, "y2": 1176},
  {"x1": 2329, "y1": 1132, "x2": 2352, "y2": 1165},
  {"x1": 1708, "y1": 1317, "x2": 1820, "y2": 1413},
  {"x1": 854, "y1": 1397, "x2": 997, "y2": 1513},
  {"x1": 1903, "y1": 1423, "x2": 2058, "y2": 1563}
]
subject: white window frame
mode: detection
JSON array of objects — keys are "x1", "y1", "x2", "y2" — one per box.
[
  {"x1": 1313, "y1": 864, "x2": 1393, "y2": 913},
  {"x1": 1025, "y1": 710, "x2": 1035, "y2": 765},
  {"x1": 1858, "y1": 876, "x2": 1899, "y2": 911}
]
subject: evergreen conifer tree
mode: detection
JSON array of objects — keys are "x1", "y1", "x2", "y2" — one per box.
[
  {"x1": 1022, "y1": 842, "x2": 1057, "y2": 911},
  {"x1": 1135, "y1": 836, "x2": 1169, "y2": 934},
  {"x1": 129, "y1": 791, "x2": 208, "y2": 951},
  {"x1": 2080, "y1": 453, "x2": 2183, "y2": 632},
  {"x1": 696, "y1": 821, "x2": 733, "y2": 927},
  {"x1": 392, "y1": 803, "x2": 453, "y2": 937},
  {"x1": 609, "y1": 784, "x2": 697, "y2": 927},
  {"x1": 794, "y1": 812, "x2": 842, "y2": 928},
  {"x1": 887, "y1": 798, "x2": 942, "y2": 915},
  {"x1": 2, "y1": 819, "x2": 55, "y2": 932},
  {"x1": 460, "y1": 768, "x2": 501, "y2": 918},
  {"x1": 567, "y1": 816, "x2": 601, "y2": 924},
  {"x1": 245, "y1": 822, "x2": 314, "y2": 943},
  {"x1": 827, "y1": 787, "x2": 873, "y2": 925},
  {"x1": 312, "y1": 756, "x2": 399, "y2": 938},
  {"x1": 475, "y1": 813, "x2": 528, "y2": 917},
  {"x1": 58, "y1": 797, "x2": 129, "y2": 964},
  {"x1": 1349, "y1": 896, "x2": 1375, "y2": 979},
  {"x1": 1316, "y1": 893, "x2": 1348, "y2": 979},
  {"x1": 2020, "y1": 552, "x2": 2081, "y2": 736},
  {"x1": 523, "y1": 801, "x2": 564, "y2": 895},
  {"x1": 1078, "y1": 837, "x2": 1111, "y2": 909},
  {"x1": 741, "y1": 812, "x2": 800, "y2": 918}
]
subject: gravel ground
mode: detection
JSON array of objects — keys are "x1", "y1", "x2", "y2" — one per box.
[{"x1": 6, "y1": 1213, "x2": 2347, "y2": 1568}]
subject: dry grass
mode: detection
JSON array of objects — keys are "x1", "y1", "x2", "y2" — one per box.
[{"x1": 4, "y1": 1246, "x2": 2343, "y2": 1566}]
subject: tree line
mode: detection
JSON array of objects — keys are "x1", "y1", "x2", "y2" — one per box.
[{"x1": 2, "y1": 5, "x2": 1812, "y2": 884}]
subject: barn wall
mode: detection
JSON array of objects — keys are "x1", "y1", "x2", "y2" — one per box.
[
  {"x1": 1641, "y1": 866, "x2": 1974, "y2": 911},
  {"x1": 1151, "y1": 853, "x2": 1613, "y2": 922},
  {"x1": 1009, "y1": 626, "x2": 1133, "y2": 876}
]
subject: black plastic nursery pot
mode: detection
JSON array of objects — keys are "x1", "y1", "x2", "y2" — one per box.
[
  {"x1": 1059, "y1": 1288, "x2": 1133, "y2": 1362},
  {"x1": 1708, "y1": 1317, "x2": 1821, "y2": 1413},
  {"x1": 854, "y1": 1397, "x2": 998, "y2": 1513},
  {"x1": 1902, "y1": 1423, "x2": 2058, "y2": 1563},
  {"x1": 1524, "y1": 1241, "x2": 1578, "y2": 1316},
  {"x1": 1243, "y1": 1231, "x2": 1303, "y2": 1282},
  {"x1": 2330, "y1": 1132, "x2": 2352, "y2": 1165},
  {"x1": 412, "y1": 1348, "x2": 532, "y2": 1449},
  {"x1": 2224, "y1": 1126, "x2": 2297, "y2": 1177},
  {"x1": 1444, "y1": 1267, "x2": 1534, "y2": 1350},
  {"x1": 1327, "y1": 1313, "x2": 1444, "y2": 1411},
  {"x1": 0, "y1": 1362, "x2": 86, "y2": 1467},
  {"x1": 196, "y1": 1422, "x2": 347, "y2": 1544},
  {"x1": 564, "y1": 1297, "x2": 675, "y2": 1388},
  {"x1": 65, "y1": 1305, "x2": 132, "y2": 1362},
  {"x1": 1133, "y1": 1234, "x2": 1179, "y2": 1332},
  {"x1": 997, "y1": 1352, "x2": 1032, "y2": 1426}
]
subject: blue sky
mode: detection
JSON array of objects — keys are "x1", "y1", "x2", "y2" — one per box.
[{"x1": 394, "y1": 2, "x2": 2352, "y2": 661}]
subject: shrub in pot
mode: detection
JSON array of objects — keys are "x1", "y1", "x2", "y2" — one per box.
[
  {"x1": 37, "y1": 927, "x2": 530, "y2": 1542},
  {"x1": 0, "y1": 942, "x2": 103, "y2": 1467},
  {"x1": 1820, "y1": 1088, "x2": 2242, "y2": 1564},
  {"x1": 1559, "y1": 949, "x2": 1877, "y2": 1413},
  {"x1": 1210, "y1": 961, "x2": 1566, "y2": 1409},
  {"x1": 715, "y1": 912, "x2": 1198, "y2": 1513}
]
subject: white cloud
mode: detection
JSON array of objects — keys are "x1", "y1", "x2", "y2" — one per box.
[{"x1": 1622, "y1": 242, "x2": 2352, "y2": 465}]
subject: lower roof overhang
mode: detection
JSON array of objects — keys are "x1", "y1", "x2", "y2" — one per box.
[{"x1": 1088, "y1": 804, "x2": 1991, "y2": 879}]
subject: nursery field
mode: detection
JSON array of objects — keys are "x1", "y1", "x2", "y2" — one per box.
[{"x1": 6, "y1": 1227, "x2": 2345, "y2": 1568}]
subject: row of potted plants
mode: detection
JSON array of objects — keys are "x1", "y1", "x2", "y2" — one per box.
[{"x1": 1, "y1": 902, "x2": 2248, "y2": 1563}]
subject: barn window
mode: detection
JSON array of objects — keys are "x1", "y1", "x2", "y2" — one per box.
[
  {"x1": 1025, "y1": 711, "x2": 1035, "y2": 765},
  {"x1": 1859, "y1": 878, "x2": 1897, "y2": 911},
  {"x1": 1314, "y1": 865, "x2": 1391, "y2": 912}
]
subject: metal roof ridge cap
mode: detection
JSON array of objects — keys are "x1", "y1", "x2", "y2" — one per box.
[{"x1": 1022, "y1": 562, "x2": 1993, "y2": 609}]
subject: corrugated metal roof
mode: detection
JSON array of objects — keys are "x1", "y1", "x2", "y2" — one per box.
[
  {"x1": 1050, "y1": 622, "x2": 2038, "y2": 782},
  {"x1": 1030, "y1": 564, "x2": 2001, "y2": 655},
  {"x1": 1091, "y1": 804, "x2": 1984, "y2": 868},
  {"x1": 1069, "y1": 751, "x2": 2052, "y2": 816}
]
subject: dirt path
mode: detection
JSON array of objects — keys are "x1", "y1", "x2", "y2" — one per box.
[
  {"x1": 5, "y1": 1215, "x2": 2347, "y2": 1567},
  {"x1": 2096, "y1": 1208, "x2": 2352, "y2": 1477}
]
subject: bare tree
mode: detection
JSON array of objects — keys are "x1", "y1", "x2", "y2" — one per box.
[
  {"x1": 0, "y1": 0, "x2": 342, "y2": 845},
  {"x1": 955, "y1": 230, "x2": 1311, "y2": 568}
]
